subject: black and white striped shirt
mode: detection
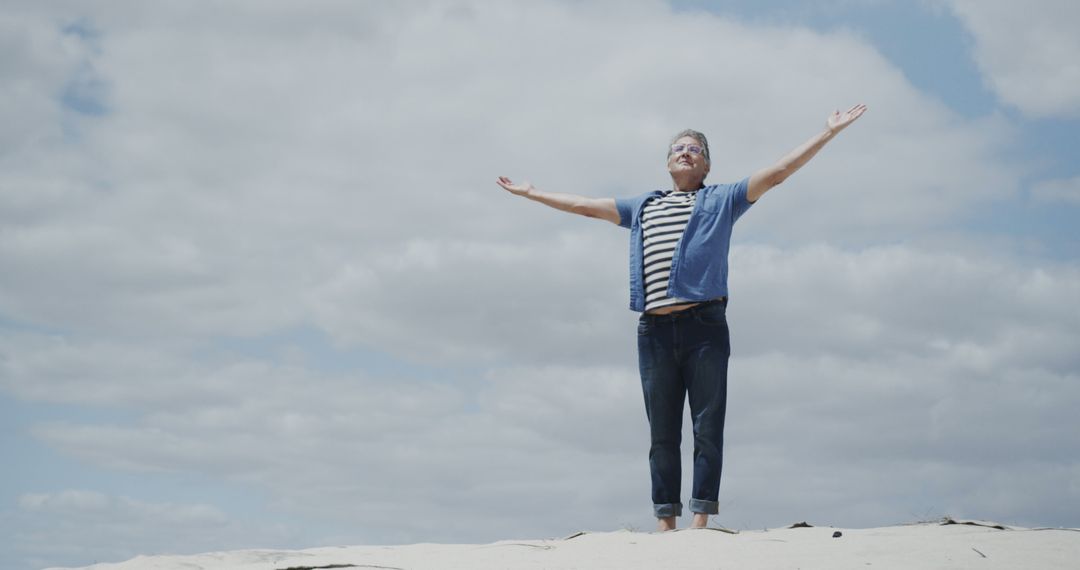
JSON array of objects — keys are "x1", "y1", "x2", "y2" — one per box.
[{"x1": 641, "y1": 190, "x2": 697, "y2": 312}]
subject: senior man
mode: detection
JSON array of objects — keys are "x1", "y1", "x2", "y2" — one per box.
[{"x1": 496, "y1": 104, "x2": 867, "y2": 531}]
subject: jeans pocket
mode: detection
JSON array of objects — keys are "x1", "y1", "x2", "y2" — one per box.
[
  {"x1": 637, "y1": 319, "x2": 651, "y2": 336},
  {"x1": 694, "y1": 304, "x2": 728, "y2": 326}
]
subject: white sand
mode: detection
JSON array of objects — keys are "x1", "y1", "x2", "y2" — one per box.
[{"x1": 48, "y1": 520, "x2": 1080, "y2": 570}]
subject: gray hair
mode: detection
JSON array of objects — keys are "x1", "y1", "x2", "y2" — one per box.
[{"x1": 668, "y1": 129, "x2": 710, "y2": 164}]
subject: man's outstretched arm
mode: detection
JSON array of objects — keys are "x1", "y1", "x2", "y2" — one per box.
[
  {"x1": 496, "y1": 176, "x2": 621, "y2": 225},
  {"x1": 747, "y1": 104, "x2": 868, "y2": 203}
]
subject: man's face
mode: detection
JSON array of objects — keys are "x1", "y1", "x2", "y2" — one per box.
[{"x1": 667, "y1": 136, "x2": 710, "y2": 182}]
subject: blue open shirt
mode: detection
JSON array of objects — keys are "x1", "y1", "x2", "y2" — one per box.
[{"x1": 615, "y1": 178, "x2": 753, "y2": 312}]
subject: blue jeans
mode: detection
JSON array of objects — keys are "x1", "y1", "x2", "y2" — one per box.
[{"x1": 637, "y1": 299, "x2": 730, "y2": 518}]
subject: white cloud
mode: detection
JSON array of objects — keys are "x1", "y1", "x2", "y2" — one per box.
[
  {"x1": 0, "y1": 0, "x2": 1025, "y2": 343},
  {"x1": 19, "y1": 490, "x2": 110, "y2": 512},
  {"x1": 1, "y1": 2, "x2": 1077, "y2": 568},
  {"x1": 0, "y1": 7, "x2": 79, "y2": 154},
  {"x1": 2, "y1": 490, "x2": 293, "y2": 570},
  {"x1": 729, "y1": 244, "x2": 1080, "y2": 373},
  {"x1": 1031, "y1": 175, "x2": 1080, "y2": 205},
  {"x1": 945, "y1": 0, "x2": 1080, "y2": 118},
  {"x1": 16, "y1": 490, "x2": 228, "y2": 527},
  {"x1": 16, "y1": 348, "x2": 645, "y2": 527},
  {"x1": 6, "y1": 244, "x2": 1078, "y2": 556},
  {"x1": 305, "y1": 232, "x2": 633, "y2": 365}
]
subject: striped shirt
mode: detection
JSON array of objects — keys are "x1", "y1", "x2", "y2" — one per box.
[{"x1": 641, "y1": 190, "x2": 697, "y2": 312}]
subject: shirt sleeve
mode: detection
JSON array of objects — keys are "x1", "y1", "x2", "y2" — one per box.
[
  {"x1": 614, "y1": 196, "x2": 637, "y2": 229},
  {"x1": 731, "y1": 177, "x2": 753, "y2": 220}
]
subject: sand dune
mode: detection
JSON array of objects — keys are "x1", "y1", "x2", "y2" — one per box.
[{"x1": 48, "y1": 519, "x2": 1080, "y2": 570}]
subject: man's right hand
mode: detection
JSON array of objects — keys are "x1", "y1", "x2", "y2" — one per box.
[{"x1": 496, "y1": 176, "x2": 534, "y2": 197}]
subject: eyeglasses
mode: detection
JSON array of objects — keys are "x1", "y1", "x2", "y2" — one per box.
[{"x1": 670, "y1": 143, "x2": 705, "y2": 156}]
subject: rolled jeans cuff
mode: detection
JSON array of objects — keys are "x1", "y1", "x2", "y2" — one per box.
[
  {"x1": 689, "y1": 498, "x2": 719, "y2": 514},
  {"x1": 653, "y1": 502, "x2": 683, "y2": 518}
]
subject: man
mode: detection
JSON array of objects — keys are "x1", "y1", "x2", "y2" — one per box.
[{"x1": 496, "y1": 104, "x2": 867, "y2": 531}]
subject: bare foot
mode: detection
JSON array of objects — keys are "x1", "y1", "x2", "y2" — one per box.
[
  {"x1": 657, "y1": 516, "x2": 677, "y2": 531},
  {"x1": 690, "y1": 513, "x2": 710, "y2": 528}
]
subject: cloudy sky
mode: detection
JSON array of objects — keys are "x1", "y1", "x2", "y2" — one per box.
[{"x1": 2, "y1": 1, "x2": 1078, "y2": 568}]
